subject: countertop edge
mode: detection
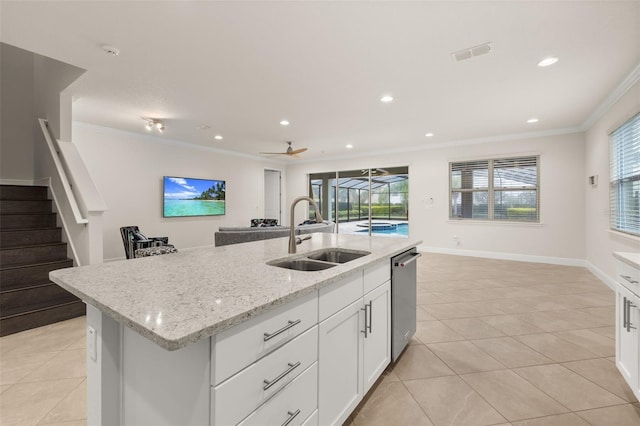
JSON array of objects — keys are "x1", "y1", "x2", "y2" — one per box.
[
  {"x1": 51, "y1": 239, "x2": 421, "y2": 350},
  {"x1": 614, "y1": 251, "x2": 640, "y2": 270}
]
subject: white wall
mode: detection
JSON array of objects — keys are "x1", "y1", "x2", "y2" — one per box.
[
  {"x1": 585, "y1": 80, "x2": 640, "y2": 280},
  {"x1": 286, "y1": 132, "x2": 586, "y2": 264},
  {"x1": 1, "y1": 43, "x2": 35, "y2": 182},
  {"x1": 72, "y1": 123, "x2": 283, "y2": 261}
]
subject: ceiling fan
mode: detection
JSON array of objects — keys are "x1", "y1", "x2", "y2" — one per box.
[{"x1": 260, "y1": 141, "x2": 308, "y2": 158}]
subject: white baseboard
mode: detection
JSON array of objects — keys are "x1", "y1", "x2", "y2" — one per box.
[
  {"x1": 0, "y1": 178, "x2": 36, "y2": 186},
  {"x1": 585, "y1": 261, "x2": 617, "y2": 291},
  {"x1": 417, "y1": 245, "x2": 586, "y2": 267}
]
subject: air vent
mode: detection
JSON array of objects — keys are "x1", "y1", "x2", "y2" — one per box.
[{"x1": 452, "y1": 42, "x2": 492, "y2": 62}]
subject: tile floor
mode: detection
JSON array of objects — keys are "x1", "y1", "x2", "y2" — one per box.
[
  {"x1": 1, "y1": 253, "x2": 639, "y2": 426},
  {"x1": 349, "y1": 253, "x2": 640, "y2": 426}
]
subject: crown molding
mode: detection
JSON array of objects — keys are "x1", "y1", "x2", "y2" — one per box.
[{"x1": 580, "y1": 62, "x2": 640, "y2": 131}]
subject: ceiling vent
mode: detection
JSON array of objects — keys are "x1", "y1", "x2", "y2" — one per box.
[{"x1": 452, "y1": 42, "x2": 492, "y2": 62}]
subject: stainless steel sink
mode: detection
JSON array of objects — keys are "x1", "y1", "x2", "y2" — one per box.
[
  {"x1": 307, "y1": 249, "x2": 371, "y2": 264},
  {"x1": 269, "y1": 259, "x2": 337, "y2": 271}
]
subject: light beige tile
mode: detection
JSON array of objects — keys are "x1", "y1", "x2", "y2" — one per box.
[
  {"x1": 481, "y1": 315, "x2": 545, "y2": 336},
  {"x1": 37, "y1": 421, "x2": 86, "y2": 426},
  {"x1": 441, "y1": 318, "x2": 505, "y2": 339},
  {"x1": 575, "y1": 403, "x2": 640, "y2": 426},
  {"x1": 471, "y1": 337, "x2": 553, "y2": 368},
  {"x1": 66, "y1": 335, "x2": 87, "y2": 350},
  {"x1": 553, "y1": 329, "x2": 614, "y2": 357},
  {"x1": 511, "y1": 413, "x2": 590, "y2": 426},
  {"x1": 427, "y1": 341, "x2": 505, "y2": 374},
  {"x1": 0, "y1": 324, "x2": 85, "y2": 358},
  {"x1": 515, "y1": 333, "x2": 599, "y2": 362},
  {"x1": 513, "y1": 364, "x2": 624, "y2": 411},
  {"x1": 0, "y1": 377, "x2": 83, "y2": 426},
  {"x1": 0, "y1": 351, "x2": 60, "y2": 385},
  {"x1": 415, "y1": 320, "x2": 465, "y2": 344},
  {"x1": 416, "y1": 305, "x2": 437, "y2": 321},
  {"x1": 1, "y1": 384, "x2": 13, "y2": 394},
  {"x1": 38, "y1": 379, "x2": 86, "y2": 424},
  {"x1": 21, "y1": 349, "x2": 86, "y2": 383},
  {"x1": 405, "y1": 375, "x2": 507, "y2": 426},
  {"x1": 353, "y1": 381, "x2": 434, "y2": 426},
  {"x1": 563, "y1": 358, "x2": 637, "y2": 402},
  {"x1": 380, "y1": 370, "x2": 401, "y2": 384},
  {"x1": 392, "y1": 344, "x2": 455, "y2": 380},
  {"x1": 590, "y1": 326, "x2": 615, "y2": 339},
  {"x1": 461, "y1": 370, "x2": 569, "y2": 422}
]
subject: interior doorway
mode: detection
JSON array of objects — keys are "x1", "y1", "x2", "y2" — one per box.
[{"x1": 264, "y1": 169, "x2": 282, "y2": 225}]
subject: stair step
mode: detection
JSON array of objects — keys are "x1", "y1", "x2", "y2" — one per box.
[
  {"x1": 1, "y1": 283, "x2": 79, "y2": 312},
  {"x1": 0, "y1": 213, "x2": 57, "y2": 229},
  {"x1": 0, "y1": 300, "x2": 85, "y2": 337},
  {"x1": 0, "y1": 185, "x2": 48, "y2": 201},
  {"x1": 0, "y1": 257, "x2": 73, "y2": 291},
  {"x1": 0, "y1": 199, "x2": 52, "y2": 214},
  {"x1": 0, "y1": 243, "x2": 68, "y2": 267},
  {"x1": 0, "y1": 228, "x2": 62, "y2": 248}
]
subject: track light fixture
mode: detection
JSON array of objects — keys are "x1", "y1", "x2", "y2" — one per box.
[{"x1": 144, "y1": 119, "x2": 165, "y2": 133}]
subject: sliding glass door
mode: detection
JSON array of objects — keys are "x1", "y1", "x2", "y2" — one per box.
[{"x1": 309, "y1": 166, "x2": 408, "y2": 237}]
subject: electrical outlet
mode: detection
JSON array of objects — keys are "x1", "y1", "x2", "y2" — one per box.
[{"x1": 88, "y1": 326, "x2": 97, "y2": 361}]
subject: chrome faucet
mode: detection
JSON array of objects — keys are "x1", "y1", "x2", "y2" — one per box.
[{"x1": 289, "y1": 196, "x2": 324, "y2": 254}]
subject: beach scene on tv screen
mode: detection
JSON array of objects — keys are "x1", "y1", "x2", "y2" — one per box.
[{"x1": 164, "y1": 177, "x2": 226, "y2": 217}]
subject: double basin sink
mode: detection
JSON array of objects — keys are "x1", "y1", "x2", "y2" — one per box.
[{"x1": 268, "y1": 248, "x2": 371, "y2": 271}]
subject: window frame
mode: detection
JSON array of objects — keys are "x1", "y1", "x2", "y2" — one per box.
[
  {"x1": 609, "y1": 112, "x2": 640, "y2": 237},
  {"x1": 449, "y1": 155, "x2": 540, "y2": 223}
]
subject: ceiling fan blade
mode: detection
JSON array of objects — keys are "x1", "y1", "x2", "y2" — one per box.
[
  {"x1": 259, "y1": 152, "x2": 287, "y2": 155},
  {"x1": 290, "y1": 148, "x2": 307, "y2": 154}
]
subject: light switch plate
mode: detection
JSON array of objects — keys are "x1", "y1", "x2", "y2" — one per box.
[{"x1": 88, "y1": 326, "x2": 97, "y2": 361}]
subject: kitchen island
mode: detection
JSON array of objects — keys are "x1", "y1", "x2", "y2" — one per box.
[{"x1": 50, "y1": 232, "x2": 421, "y2": 426}]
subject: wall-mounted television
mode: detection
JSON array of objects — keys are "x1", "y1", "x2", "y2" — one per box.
[{"x1": 163, "y1": 176, "x2": 226, "y2": 217}]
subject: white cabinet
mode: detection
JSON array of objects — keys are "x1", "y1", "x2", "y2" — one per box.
[
  {"x1": 363, "y1": 281, "x2": 391, "y2": 393},
  {"x1": 318, "y1": 298, "x2": 364, "y2": 426},
  {"x1": 318, "y1": 261, "x2": 391, "y2": 426},
  {"x1": 614, "y1": 255, "x2": 640, "y2": 402}
]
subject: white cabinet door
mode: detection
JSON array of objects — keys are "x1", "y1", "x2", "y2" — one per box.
[
  {"x1": 318, "y1": 298, "x2": 364, "y2": 426},
  {"x1": 616, "y1": 284, "x2": 639, "y2": 397},
  {"x1": 363, "y1": 281, "x2": 391, "y2": 393}
]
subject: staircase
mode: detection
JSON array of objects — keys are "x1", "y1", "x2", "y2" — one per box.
[{"x1": 0, "y1": 185, "x2": 84, "y2": 336}]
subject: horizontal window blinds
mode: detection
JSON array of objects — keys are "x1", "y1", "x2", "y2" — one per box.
[{"x1": 610, "y1": 113, "x2": 640, "y2": 236}]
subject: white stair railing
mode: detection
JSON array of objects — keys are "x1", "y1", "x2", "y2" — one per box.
[{"x1": 37, "y1": 118, "x2": 107, "y2": 265}]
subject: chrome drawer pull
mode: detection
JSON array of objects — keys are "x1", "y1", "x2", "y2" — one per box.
[
  {"x1": 361, "y1": 304, "x2": 369, "y2": 338},
  {"x1": 628, "y1": 300, "x2": 637, "y2": 331},
  {"x1": 623, "y1": 296, "x2": 629, "y2": 330},
  {"x1": 367, "y1": 301, "x2": 373, "y2": 334},
  {"x1": 263, "y1": 361, "x2": 301, "y2": 390},
  {"x1": 281, "y1": 409, "x2": 301, "y2": 426},
  {"x1": 621, "y1": 275, "x2": 639, "y2": 285},
  {"x1": 264, "y1": 319, "x2": 301, "y2": 341}
]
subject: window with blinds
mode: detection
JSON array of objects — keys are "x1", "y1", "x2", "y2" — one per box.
[
  {"x1": 450, "y1": 156, "x2": 539, "y2": 222},
  {"x1": 610, "y1": 113, "x2": 640, "y2": 237}
]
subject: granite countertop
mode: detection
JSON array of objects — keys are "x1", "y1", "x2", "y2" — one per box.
[
  {"x1": 614, "y1": 251, "x2": 640, "y2": 270},
  {"x1": 50, "y1": 233, "x2": 421, "y2": 351}
]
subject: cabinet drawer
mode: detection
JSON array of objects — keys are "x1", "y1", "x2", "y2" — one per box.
[
  {"x1": 319, "y1": 272, "x2": 363, "y2": 322},
  {"x1": 616, "y1": 259, "x2": 640, "y2": 297},
  {"x1": 213, "y1": 291, "x2": 318, "y2": 384},
  {"x1": 238, "y1": 363, "x2": 318, "y2": 426},
  {"x1": 301, "y1": 409, "x2": 318, "y2": 426},
  {"x1": 363, "y1": 260, "x2": 390, "y2": 294},
  {"x1": 213, "y1": 326, "x2": 318, "y2": 426}
]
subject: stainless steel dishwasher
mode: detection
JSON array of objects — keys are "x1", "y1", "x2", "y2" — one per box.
[{"x1": 391, "y1": 248, "x2": 421, "y2": 362}]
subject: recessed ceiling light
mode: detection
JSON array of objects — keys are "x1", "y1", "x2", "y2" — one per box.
[
  {"x1": 380, "y1": 95, "x2": 394, "y2": 103},
  {"x1": 537, "y1": 57, "x2": 558, "y2": 67},
  {"x1": 527, "y1": 118, "x2": 539, "y2": 124},
  {"x1": 425, "y1": 133, "x2": 434, "y2": 137},
  {"x1": 214, "y1": 135, "x2": 223, "y2": 140},
  {"x1": 346, "y1": 144, "x2": 354, "y2": 149},
  {"x1": 280, "y1": 120, "x2": 290, "y2": 126}
]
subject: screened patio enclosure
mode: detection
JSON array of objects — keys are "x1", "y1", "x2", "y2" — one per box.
[{"x1": 309, "y1": 167, "x2": 409, "y2": 237}]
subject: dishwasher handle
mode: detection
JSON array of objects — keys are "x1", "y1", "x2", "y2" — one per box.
[{"x1": 394, "y1": 252, "x2": 422, "y2": 267}]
